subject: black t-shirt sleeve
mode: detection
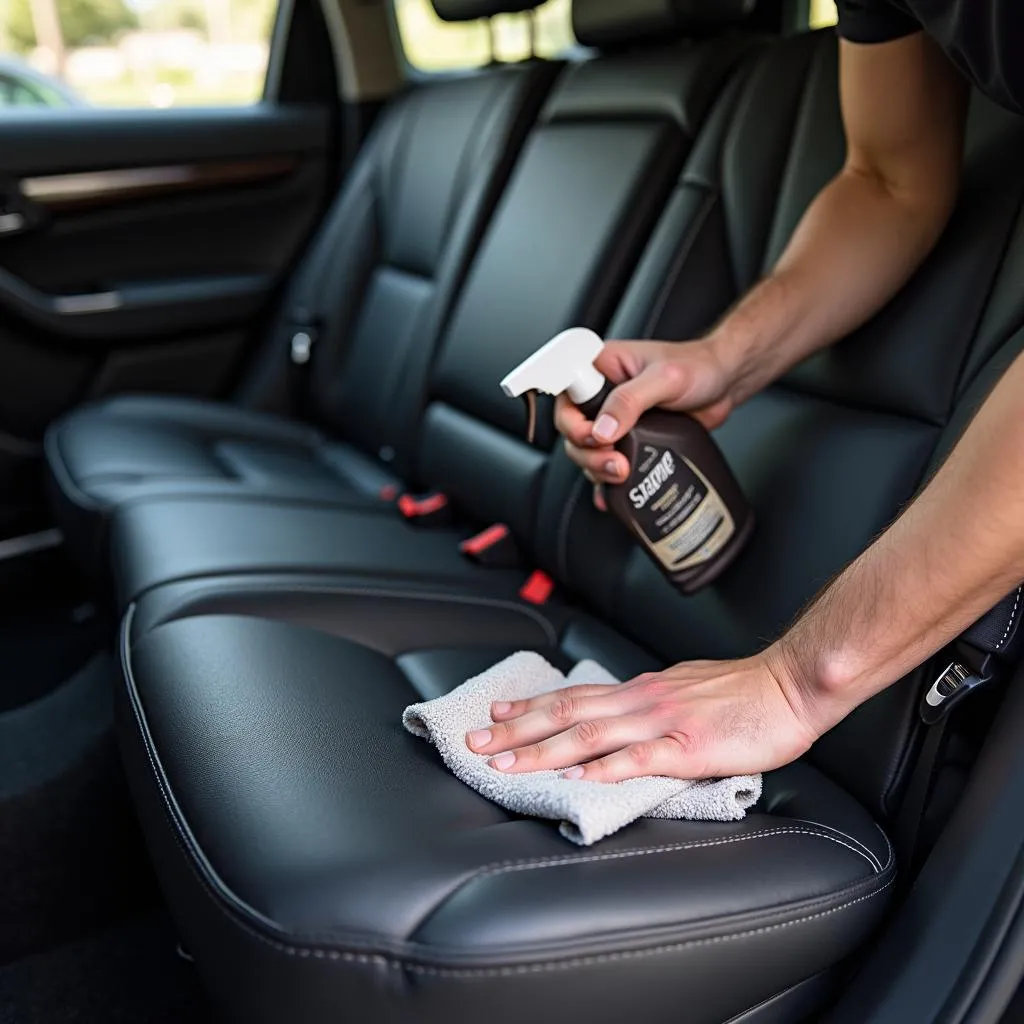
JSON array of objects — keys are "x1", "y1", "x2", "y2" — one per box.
[{"x1": 835, "y1": 0, "x2": 922, "y2": 43}]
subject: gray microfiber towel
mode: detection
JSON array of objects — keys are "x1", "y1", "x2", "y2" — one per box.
[{"x1": 403, "y1": 650, "x2": 762, "y2": 845}]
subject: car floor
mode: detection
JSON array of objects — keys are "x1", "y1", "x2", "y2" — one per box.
[{"x1": 0, "y1": 553, "x2": 219, "y2": 1023}]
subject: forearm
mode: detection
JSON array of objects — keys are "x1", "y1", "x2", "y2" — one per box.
[
  {"x1": 708, "y1": 164, "x2": 956, "y2": 404},
  {"x1": 773, "y1": 351, "x2": 1024, "y2": 729}
]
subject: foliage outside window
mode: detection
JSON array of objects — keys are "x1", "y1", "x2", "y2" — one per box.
[
  {"x1": 394, "y1": 0, "x2": 575, "y2": 73},
  {"x1": 0, "y1": 0, "x2": 277, "y2": 108}
]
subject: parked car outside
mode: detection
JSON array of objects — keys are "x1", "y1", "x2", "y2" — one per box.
[{"x1": 0, "y1": 56, "x2": 85, "y2": 108}]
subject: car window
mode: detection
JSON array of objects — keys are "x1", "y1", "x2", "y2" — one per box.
[
  {"x1": 810, "y1": 0, "x2": 837, "y2": 27},
  {"x1": 394, "y1": 0, "x2": 576, "y2": 72},
  {"x1": 0, "y1": 0, "x2": 280, "y2": 108}
]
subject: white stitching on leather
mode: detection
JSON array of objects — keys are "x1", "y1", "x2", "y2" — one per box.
[
  {"x1": 475, "y1": 827, "x2": 886, "y2": 879},
  {"x1": 995, "y1": 586, "x2": 1023, "y2": 650},
  {"x1": 789, "y1": 819, "x2": 883, "y2": 873},
  {"x1": 162, "y1": 580, "x2": 560, "y2": 646},
  {"x1": 266, "y1": 877, "x2": 897, "y2": 975}
]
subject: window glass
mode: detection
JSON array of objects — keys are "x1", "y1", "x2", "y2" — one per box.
[
  {"x1": 394, "y1": 0, "x2": 575, "y2": 73},
  {"x1": 0, "y1": 0, "x2": 278, "y2": 109},
  {"x1": 809, "y1": 0, "x2": 837, "y2": 28}
]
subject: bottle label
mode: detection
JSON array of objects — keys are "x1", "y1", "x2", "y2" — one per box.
[{"x1": 626, "y1": 444, "x2": 735, "y2": 573}]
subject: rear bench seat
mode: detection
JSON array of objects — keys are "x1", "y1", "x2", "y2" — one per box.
[
  {"x1": 104, "y1": 12, "x2": 767, "y2": 605},
  {"x1": 43, "y1": 0, "x2": 755, "y2": 578},
  {"x1": 109, "y1": 17, "x2": 1024, "y2": 1024}
]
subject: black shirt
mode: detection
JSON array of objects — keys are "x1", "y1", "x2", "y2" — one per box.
[{"x1": 836, "y1": 1, "x2": 1023, "y2": 115}]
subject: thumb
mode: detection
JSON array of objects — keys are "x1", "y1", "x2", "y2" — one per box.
[{"x1": 591, "y1": 361, "x2": 691, "y2": 443}]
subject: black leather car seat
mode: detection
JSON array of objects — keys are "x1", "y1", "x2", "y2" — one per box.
[
  {"x1": 102, "y1": 20, "x2": 767, "y2": 607},
  {"x1": 110, "y1": 26, "x2": 1024, "y2": 1024},
  {"x1": 44, "y1": 0, "x2": 758, "y2": 579},
  {"x1": 44, "y1": 7, "x2": 561, "y2": 576}
]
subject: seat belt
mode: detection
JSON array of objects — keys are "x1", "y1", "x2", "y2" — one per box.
[{"x1": 896, "y1": 584, "x2": 1024, "y2": 873}]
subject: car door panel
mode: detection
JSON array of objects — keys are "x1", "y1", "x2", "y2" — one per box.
[{"x1": 0, "y1": 103, "x2": 332, "y2": 538}]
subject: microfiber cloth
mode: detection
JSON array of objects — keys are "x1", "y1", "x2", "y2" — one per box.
[{"x1": 403, "y1": 650, "x2": 761, "y2": 845}]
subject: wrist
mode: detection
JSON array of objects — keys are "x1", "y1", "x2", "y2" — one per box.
[
  {"x1": 761, "y1": 636, "x2": 865, "y2": 737},
  {"x1": 704, "y1": 321, "x2": 773, "y2": 408}
]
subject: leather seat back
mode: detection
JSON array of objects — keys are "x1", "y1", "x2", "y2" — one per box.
[
  {"x1": 245, "y1": 54, "x2": 560, "y2": 481},
  {"x1": 413, "y1": 13, "x2": 761, "y2": 538}
]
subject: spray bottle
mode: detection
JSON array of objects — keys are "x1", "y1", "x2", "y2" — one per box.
[{"x1": 500, "y1": 327, "x2": 754, "y2": 594}]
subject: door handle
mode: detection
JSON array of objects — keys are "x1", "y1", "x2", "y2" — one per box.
[
  {"x1": 0, "y1": 184, "x2": 43, "y2": 238},
  {"x1": 0, "y1": 211, "x2": 28, "y2": 236}
]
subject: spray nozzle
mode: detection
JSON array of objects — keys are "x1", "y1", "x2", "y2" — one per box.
[{"x1": 500, "y1": 327, "x2": 606, "y2": 405}]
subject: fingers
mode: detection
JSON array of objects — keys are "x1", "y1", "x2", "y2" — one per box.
[
  {"x1": 553, "y1": 395, "x2": 596, "y2": 448},
  {"x1": 591, "y1": 361, "x2": 692, "y2": 443},
  {"x1": 486, "y1": 714, "x2": 664, "y2": 774},
  {"x1": 563, "y1": 735, "x2": 710, "y2": 783},
  {"x1": 569, "y1": 442, "x2": 630, "y2": 483},
  {"x1": 487, "y1": 683, "x2": 618, "y2": 723}
]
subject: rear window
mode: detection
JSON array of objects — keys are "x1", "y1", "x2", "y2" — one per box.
[{"x1": 394, "y1": 0, "x2": 575, "y2": 72}]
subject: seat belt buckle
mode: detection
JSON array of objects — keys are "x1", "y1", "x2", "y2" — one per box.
[
  {"x1": 920, "y1": 643, "x2": 995, "y2": 725},
  {"x1": 397, "y1": 491, "x2": 451, "y2": 525},
  {"x1": 459, "y1": 523, "x2": 520, "y2": 568},
  {"x1": 519, "y1": 569, "x2": 554, "y2": 605},
  {"x1": 290, "y1": 326, "x2": 318, "y2": 365}
]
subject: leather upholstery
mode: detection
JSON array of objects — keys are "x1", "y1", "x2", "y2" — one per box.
[
  {"x1": 52, "y1": 18, "x2": 1024, "y2": 1024},
  {"x1": 45, "y1": 61, "x2": 558, "y2": 576},
  {"x1": 573, "y1": 0, "x2": 755, "y2": 50},
  {"x1": 120, "y1": 598, "x2": 893, "y2": 1024}
]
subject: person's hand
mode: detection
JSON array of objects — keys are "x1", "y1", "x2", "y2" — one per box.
[
  {"x1": 465, "y1": 650, "x2": 829, "y2": 781},
  {"x1": 554, "y1": 339, "x2": 736, "y2": 510}
]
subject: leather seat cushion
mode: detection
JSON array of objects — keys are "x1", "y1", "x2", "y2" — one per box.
[
  {"x1": 109, "y1": 498, "x2": 527, "y2": 609},
  {"x1": 119, "y1": 589, "x2": 895, "y2": 1024},
  {"x1": 45, "y1": 395, "x2": 399, "y2": 574}
]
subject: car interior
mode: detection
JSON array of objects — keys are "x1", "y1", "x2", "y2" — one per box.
[{"x1": 3, "y1": 0, "x2": 1024, "y2": 1021}]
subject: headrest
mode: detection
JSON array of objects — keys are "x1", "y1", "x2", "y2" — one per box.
[
  {"x1": 430, "y1": 0, "x2": 539, "y2": 23},
  {"x1": 573, "y1": 0, "x2": 755, "y2": 50}
]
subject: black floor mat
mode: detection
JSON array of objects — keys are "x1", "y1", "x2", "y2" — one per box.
[
  {"x1": 0, "y1": 603, "x2": 106, "y2": 713},
  {"x1": 0, "y1": 653, "x2": 159, "y2": 965},
  {"x1": 0, "y1": 916, "x2": 217, "y2": 1024}
]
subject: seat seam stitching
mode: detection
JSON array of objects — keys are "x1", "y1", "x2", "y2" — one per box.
[
  {"x1": 245, "y1": 877, "x2": 897, "y2": 974},
  {"x1": 995, "y1": 585, "x2": 1022, "y2": 650},
  {"x1": 471, "y1": 827, "x2": 884, "y2": 879},
  {"x1": 788, "y1": 817, "x2": 884, "y2": 872}
]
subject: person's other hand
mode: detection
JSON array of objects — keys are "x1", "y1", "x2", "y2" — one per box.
[
  {"x1": 554, "y1": 339, "x2": 735, "y2": 510},
  {"x1": 464, "y1": 650, "x2": 827, "y2": 781}
]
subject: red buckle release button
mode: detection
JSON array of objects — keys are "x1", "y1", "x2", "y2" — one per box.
[
  {"x1": 379, "y1": 484, "x2": 399, "y2": 502},
  {"x1": 459, "y1": 523, "x2": 510, "y2": 556},
  {"x1": 519, "y1": 569, "x2": 554, "y2": 605},
  {"x1": 398, "y1": 492, "x2": 449, "y2": 518}
]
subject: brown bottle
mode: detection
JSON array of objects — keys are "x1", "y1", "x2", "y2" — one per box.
[
  {"x1": 578, "y1": 383, "x2": 754, "y2": 594},
  {"x1": 501, "y1": 328, "x2": 754, "y2": 595}
]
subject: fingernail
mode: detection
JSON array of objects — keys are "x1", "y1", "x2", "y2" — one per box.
[
  {"x1": 563, "y1": 766, "x2": 585, "y2": 780},
  {"x1": 467, "y1": 729, "x2": 492, "y2": 749},
  {"x1": 593, "y1": 414, "x2": 618, "y2": 441},
  {"x1": 491, "y1": 752, "x2": 516, "y2": 770},
  {"x1": 492, "y1": 702, "x2": 511, "y2": 715},
  {"x1": 604, "y1": 460, "x2": 620, "y2": 478}
]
